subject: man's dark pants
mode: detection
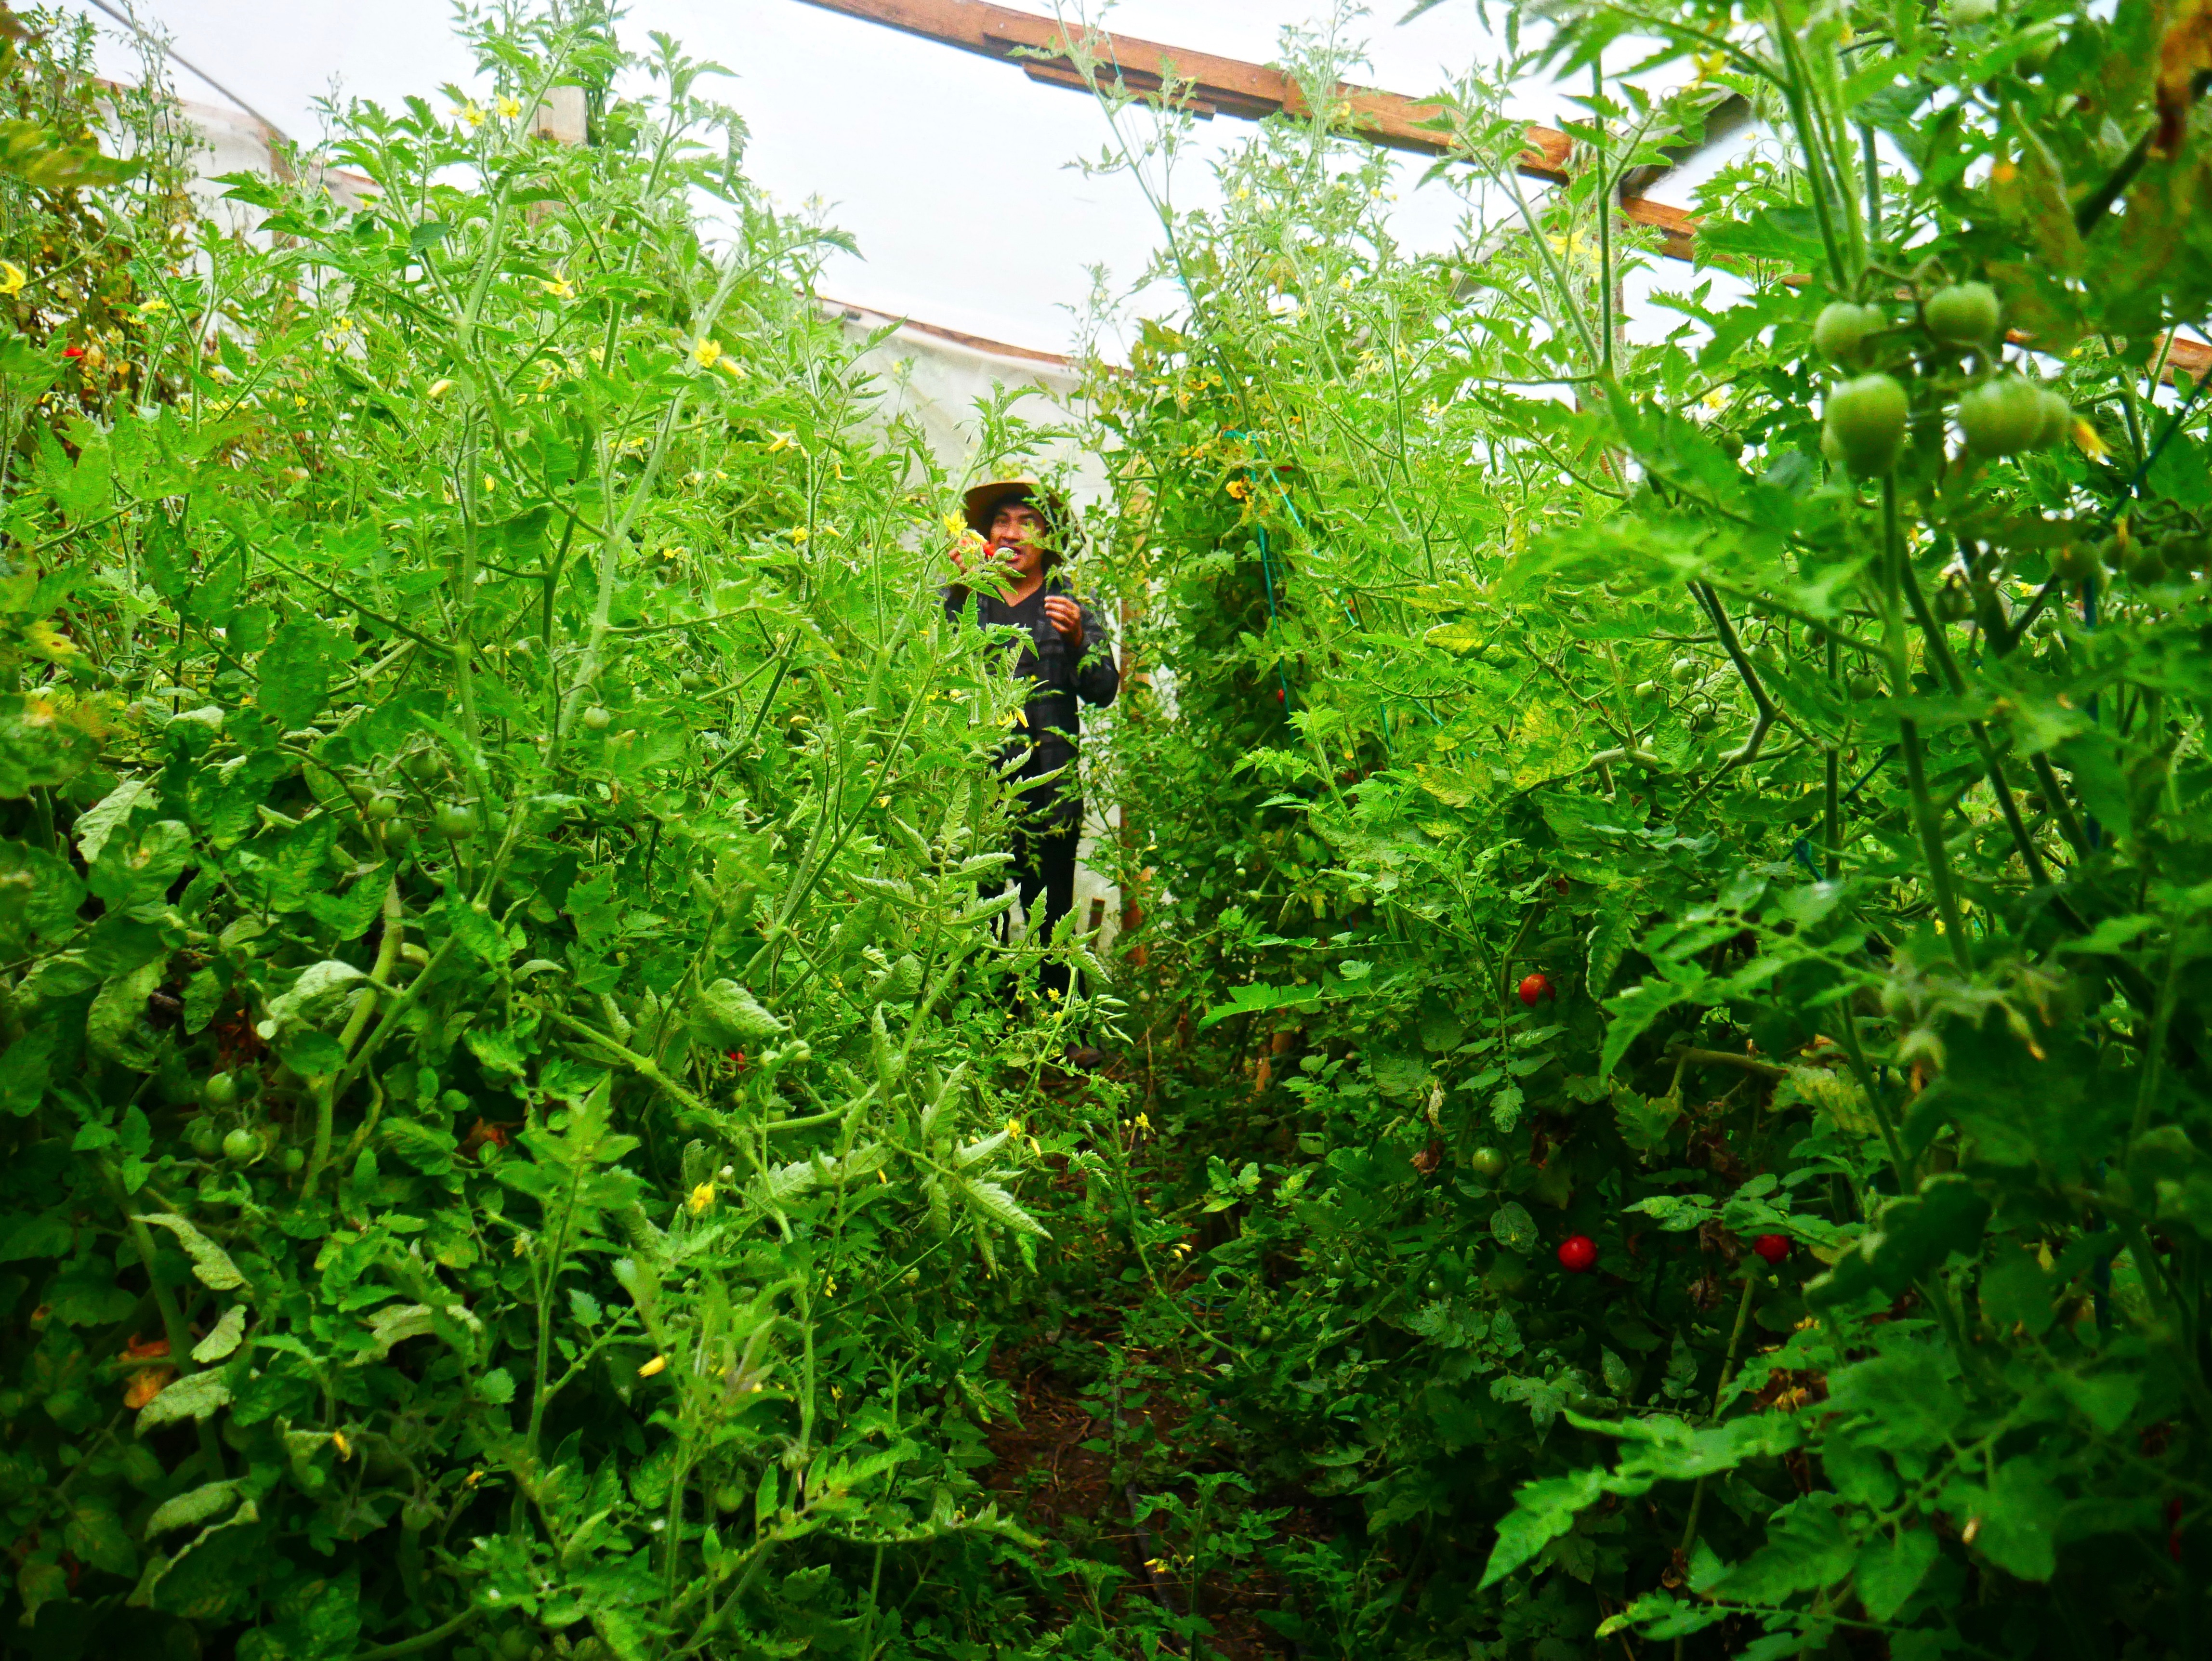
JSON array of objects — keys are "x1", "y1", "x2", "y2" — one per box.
[{"x1": 987, "y1": 793, "x2": 1082, "y2": 1004}]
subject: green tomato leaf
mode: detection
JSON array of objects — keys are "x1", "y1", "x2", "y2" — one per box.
[
  {"x1": 257, "y1": 619, "x2": 342, "y2": 729},
  {"x1": 145, "y1": 1479, "x2": 245, "y2": 1538},
  {"x1": 1489, "y1": 1201, "x2": 1538, "y2": 1256},
  {"x1": 133, "y1": 1213, "x2": 247, "y2": 1291},
  {"x1": 136, "y1": 1368, "x2": 233, "y2": 1434}
]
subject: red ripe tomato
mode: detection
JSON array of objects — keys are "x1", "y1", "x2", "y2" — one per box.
[
  {"x1": 1518, "y1": 972, "x2": 1554, "y2": 1007},
  {"x1": 1557, "y1": 1235, "x2": 1598, "y2": 1273},
  {"x1": 1752, "y1": 1233, "x2": 1791, "y2": 1266}
]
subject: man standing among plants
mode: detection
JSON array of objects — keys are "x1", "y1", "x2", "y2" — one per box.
[{"x1": 946, "y1": 479, "x2": 1119, "y2": 1060}]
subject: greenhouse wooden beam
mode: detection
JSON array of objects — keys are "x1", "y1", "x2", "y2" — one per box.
[{"x1": 793, "y1": 0, "x2": 1695, "y2": 257}]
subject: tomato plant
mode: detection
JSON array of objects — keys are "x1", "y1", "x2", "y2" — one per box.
[
  {"x1": 0, "y1": 9, "x2": 1127, "y2": 1657},
  {"x1": 1061, "y1": 0, "x2": 2212, "y2": 1650},
  {"x1": 9, "y1": 0, "x2": 2212, "y2": 1653}
]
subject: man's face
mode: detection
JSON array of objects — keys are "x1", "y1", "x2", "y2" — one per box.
[{"x1": 988, "y1": 502, "x2": 1048, "y2": 580}]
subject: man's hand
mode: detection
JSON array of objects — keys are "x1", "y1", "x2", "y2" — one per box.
[{"x1": 1042, "y1": 594, "x2": 1085, "y2": 648}]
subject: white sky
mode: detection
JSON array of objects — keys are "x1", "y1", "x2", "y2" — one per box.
[{"x1": 77, "y1": 1, "x2": 1716, "y2": 357}]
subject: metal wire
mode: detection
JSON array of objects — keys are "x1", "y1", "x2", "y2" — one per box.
[{"x1": 77, "y1": 0, "x2": 295, "y2": 146}]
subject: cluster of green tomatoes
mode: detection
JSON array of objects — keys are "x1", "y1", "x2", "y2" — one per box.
[
  {"x1": 181, "y1": 1069, "x2": 300, "y2": 1170},
  {"x1": 343, "y1": 743, "x2": 505, "y2": 855},
  {"x1": 1816, "y1": 281, "x2": 2073, "y2": 475}
]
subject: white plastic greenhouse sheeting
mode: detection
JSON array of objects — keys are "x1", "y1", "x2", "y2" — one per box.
[{"x1": 162, "y1": 92, "x2": 1131, "y2": 976}]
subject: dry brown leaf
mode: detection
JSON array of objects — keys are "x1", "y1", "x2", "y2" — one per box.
[{"x1": 2155, "y1": 0, "x2": 2212, "y2": 156}]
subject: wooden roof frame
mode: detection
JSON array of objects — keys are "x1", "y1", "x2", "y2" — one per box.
[{"x1": 795, "y1": 0, "x2": 1695, "y2": 257}]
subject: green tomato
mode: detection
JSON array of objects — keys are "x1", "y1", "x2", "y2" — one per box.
[
  {"x1": 2032, "y1": 388, "x2": 2073, "y2": 449},
  {"x1": 1669, "y1": 657, "x2": 1699, "y2": 683},
  {"x1": 382, "y1": 819, "x2": 416, "y2": 853},
  {"x1": 713, "y1": 1484, "x2": 746, "y2": 1514},
  {"x1": 281, "y1": 1147, "x2": 305, "y2": 1174},
  {"x1": 1847, "y1": 671, "x2": 1882, "y2": 699},
  {"x1": 404, "y1": 749, "x2": 444, "y2": 784},
  {"x1": 434, "y1": 804, "x2": 477, "y2": 841},
  {"x1": 1467, "y1": 1146, "x2": 1509, "y2": 1180},
  {"x1": 1812, "y1": 300, "x2": 1884, "y2": 363},
  {"x1": 1958, "y1": 376, "x2": 2047, "y2": 456},
  {"x1": 1924, "y1": 281, "x2": 2001, "y2": 347},
  {"x1": 582, "y1": 705, "x2": 612, "y2": 732},
  {"x1": 222, "y1": 1127, "x2": 259, "y2": 1163},
  {"x1": 498, "y1": 1628, "x2": 536, "y2": 1661},
  {"x1": 365, "y1": 794, "x2": 400, "y2": 822},
  {"x1": 1822, "y1": 374, "x2": 1910, "y2": 475},
  {"x1": 2122, "y1": 539, "x2": 2167, "y2": 585},
  {"x1": 2012, "y1": 23, "x2": 2058, "y2": 74},
  {"x1": 186, "y1": 1117, "x2": 224, "y2": 1157},
  {"x1": 1424, "y1": 1277, "x2": 1445, "y2": 1297},
  {"x1": 678, "y1": 670, "x2": 705, "y2": 691},
  {"x1": 203, "y1": 1070, "x2": 238, "y2": 1107},
  {"x1": 2162, "y1": 531, "x2": 2209, "y2": 578},
  {"x1": 1949, "y1": 0, "x2": 1997, "y2": 21},
  {"x1": 2051, "y1": 540, "x2": 2102, "y2": 583}
]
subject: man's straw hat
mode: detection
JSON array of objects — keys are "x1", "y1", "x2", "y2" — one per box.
[{"x1": 962, "y1": 477, "x2": 1073, "y2": 538}]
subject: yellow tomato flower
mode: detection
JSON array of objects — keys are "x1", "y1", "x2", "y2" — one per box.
[
  {"x1": 331, "y1": 1429, "x2": 351, "y2": 1458},
  {"x1": 2071, "y1": 417, "x2": 2109, "y2": 461},
  {"x1": 457, "y1": 102, "x2": 485, "y2": 130},
  {"x1": 638, "y1": 1354, "x2": 667, "y2": 1377},
  {"x1": 766, "y1": 432, "x2": 795, "y2": 453},
  {"x1": 539, "y1": 276, "x2": 573, "y2": 301},
  {"x1": 0, "y1": 261, "x2": 24, "y2": 296},
  {"x1": 688, "y1": 1181, "x2": 715, "y2": 1215},
  {"x1": 693, "y1": 338, "x2": 724, "y2": 369},
  {"x1": 496, "y1": 94, "x2": 522, "y2": 119},
  {"x1": 428, "y1": 378, "x2": 454, "y2": 399}
]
